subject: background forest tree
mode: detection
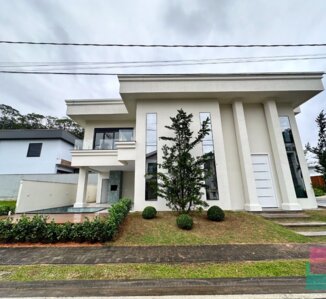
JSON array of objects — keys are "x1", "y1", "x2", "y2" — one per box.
[
  {"x1": 0, "y1": 104, "x2": 84, "y2": 139},
  {"x1": 306, "y1": 110, "x2": 326, "y2": 183}
]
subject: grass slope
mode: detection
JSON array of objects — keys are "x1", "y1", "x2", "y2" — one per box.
[{"x1": 111, "y1": 211, "x2": 317, "y2": 246}]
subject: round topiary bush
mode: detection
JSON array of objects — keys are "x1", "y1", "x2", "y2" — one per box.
[
  {"x1": 142, "y1": 206, "x2": 157, "y2": 219},
  {"x1": 207, "y1": 206, "x2": 225, "y2": 222},
  {"x1": 176, "y1": 214, "x2": 193, "y2": 230}
]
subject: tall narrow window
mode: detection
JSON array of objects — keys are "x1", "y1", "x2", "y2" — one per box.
[
  {"x1": 145, "y1": 113, "x2": 157, "y2": 200},
  {"x1": 200, "y1": 113, "x2": 218, "y2": 200},
  {"x1": 279, "y1": 116, "x2": 307, "y2": 198}
]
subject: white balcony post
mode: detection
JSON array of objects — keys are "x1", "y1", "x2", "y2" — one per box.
[
  {"x1": 263, "y1": 100, "x2": 302, "y2": 210},
  {"x1": 74, "y1": 167, "x2": 89, "y2": 208},
  {"x1": 232, "y1": 101, "x2": 262, "y2": 211}
]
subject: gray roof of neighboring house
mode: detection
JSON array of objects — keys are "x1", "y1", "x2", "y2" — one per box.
[{"x1": 0, "y1": 129, "x2": 77, "y2": 145}]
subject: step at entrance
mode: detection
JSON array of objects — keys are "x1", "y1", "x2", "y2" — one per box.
[
  {"x1": 296, "y1": 231, "x2": 326, "y2": 237},
  {"x1": 260, "y1": 213, "x2": 310, "y2": 219},
  {"x1": 277, "y1": 222, "x2": 326, "y2": 227}
]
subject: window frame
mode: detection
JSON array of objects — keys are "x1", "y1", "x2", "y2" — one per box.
[
  {"x1": 93, "y1": 127, "x2": 133, "y2": 150},
  {"x1": 199, "y1": 112, "x2": 219, "y2": 201},
  {"x1": 26, "y1": 143, "x2": 43, "y2": 158}
]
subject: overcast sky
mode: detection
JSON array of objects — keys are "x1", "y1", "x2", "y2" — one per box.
[{"x1": 0, "y1": 0, "x2": 325, "y2": 147}]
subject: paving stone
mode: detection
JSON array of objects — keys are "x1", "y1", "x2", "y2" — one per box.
[
  {"x1": 296, "y1": 231, "x2": 326, "y2": 237},
  {"x1": 0, "y1": 277, "x2": 323, "y2": 297},
  {"x1": 0, "y1": 244, "x2": 319, "y2": 265}
]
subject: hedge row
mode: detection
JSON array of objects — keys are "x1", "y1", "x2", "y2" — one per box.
[{"x1": 0, "y1": 198, "x2": 131, "y2": 243}]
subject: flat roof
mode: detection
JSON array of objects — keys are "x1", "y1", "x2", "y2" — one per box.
[{"x1": 0, "y1": 129, "x2": 78, "y2": 145}]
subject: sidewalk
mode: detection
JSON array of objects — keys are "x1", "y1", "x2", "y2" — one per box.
[
  {"x1": 0, "y1": 277, "x2": 324, "y2": 297},
  {"x1": 0, "y1": 243, "x2": 324, "y2": 265}
]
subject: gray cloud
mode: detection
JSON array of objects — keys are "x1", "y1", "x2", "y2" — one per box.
[{"x1": 0, "y1": 0, "x2": 325, "y2": 149}]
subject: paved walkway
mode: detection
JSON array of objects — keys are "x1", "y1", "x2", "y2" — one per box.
[
  {"x1": 0, "y1": 277, "x2": 324, "y2": 297},
  {"x1": 0, "y1": 244, "x2": 323, "y2": 265}
]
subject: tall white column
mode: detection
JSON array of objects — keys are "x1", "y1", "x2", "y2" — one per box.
[
  {"x1": 214, "y1": 102, "x2": 232, "y2": 209},
  {"x1": 263, "y1": 100, "x2": 302, "y2": 210},
  {"x1": 232, "y1": 101, "x2": 262, "y2": 211},
  {"x1": 74, "y1": 167, "x2": 89, "y2": 208},
  {"x1": 96, "y1": 173, "x2": 103, "y2": 204}
]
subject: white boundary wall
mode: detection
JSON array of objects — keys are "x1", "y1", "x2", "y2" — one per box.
[
  {"x1": 16, "y1": 180, "x2": 97, "y2": 213},
  {"x1": 0, "y1": 174, "x2": 97, "y2": 199}
]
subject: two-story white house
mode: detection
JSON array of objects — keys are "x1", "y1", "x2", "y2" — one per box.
[{"x1": 66, "y1": 72, "x2": 324, "y2": 211}]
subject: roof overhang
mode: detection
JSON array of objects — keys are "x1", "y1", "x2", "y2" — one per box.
[
  {"x1": 119, "y1": 72, "x2": 324, "y2": 115},
  {"x1": 66, "y1": 99, "x2": 133, "y2": 125}
]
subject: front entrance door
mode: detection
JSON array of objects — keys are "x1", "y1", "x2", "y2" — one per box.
[
  {"x1": 108, "y1": 171, "x2": 123, "y2": 204},
  {"x1": 251, "y1": 154, "x2": 278, "y2": 208}
]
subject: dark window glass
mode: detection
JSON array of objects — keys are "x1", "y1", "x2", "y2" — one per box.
[
  {"x1": 27, "y1": 143, "x2": 42, "y2": 157},
  {"x1": 200, "y1": 113, "x2": 219, "y2": 200},
  {"x1": 93, "y1": 128, "x2": 133, "y2": 150},
  {"x1": 279, "y1": 116, "x2": 307, "y2": 198},
  {"x1": 146, "y1": 113, "x2": 157, "y2": 201}
]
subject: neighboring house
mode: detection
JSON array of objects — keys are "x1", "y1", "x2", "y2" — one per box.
[
  {"x1": 0, "y1": 129, "x2": 77, "y2": 174},
  {"x1": 66, "y1": 72, "x2": 324, "y2": 211},
  {"x1": 308, "y1": 161, "x2": 325, "y2": 188}
]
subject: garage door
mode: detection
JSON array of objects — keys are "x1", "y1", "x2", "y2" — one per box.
[{"x1": 251, "y1": 154, "x2": 278, "y2": 208}]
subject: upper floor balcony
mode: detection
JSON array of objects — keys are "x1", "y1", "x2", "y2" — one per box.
[{"x1": 71, "y1": 128, "x2": 136, "y2": 168}]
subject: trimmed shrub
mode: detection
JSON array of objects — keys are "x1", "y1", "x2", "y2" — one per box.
[
  {"x1": 0, "y1": 198, "x2": 132, "y2": 243},
  {"x1": 176, "y1": 214, "x2": 193, "y2": 230},
  {"x1": 314, "y1": 187, "x2": 326, "y2": 197},
  {"x1": 207, "y1": 206, "x2": 225, "y2": 222},
  {"x1": 142, "y1": 206, "x2": 157, "y2": 219}
]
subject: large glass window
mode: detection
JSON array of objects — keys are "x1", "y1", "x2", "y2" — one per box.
[
  {"x1": 145, "y1": 113, "x2": 157, "y2": 200},
  {"x1": 279, "y1": 116, "x2": 307, "y2": 198},
  {"x1": 93, "y1": 128, "x2": 133, "y2": 150},
  {"x1": 200, "y1": 113, "x2": 219, "y2": 200}
]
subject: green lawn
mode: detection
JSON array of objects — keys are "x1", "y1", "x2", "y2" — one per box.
[
  {"x1": 0, "y1": 260, "x2": 306, "y2": 281},
  {"x1": 110, "y1": 211, "x2": 322, "y2": 246},
  {"x1": 0, "y1": 200, "x2": 16, "y2": 216}
]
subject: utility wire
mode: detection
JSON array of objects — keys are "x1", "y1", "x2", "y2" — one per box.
[
  {"x1": 1, "y1": 54, "x2": 326, "y2": 73},
  {"x1": 13, "y1": 56, "x2": 326, "y2": 72},
  {"x1": 1, "y1": 53, "x2": 326, "y2": 68},
  {"x1": 1, "y1": 40, "x2": 326, "y2": 48}
]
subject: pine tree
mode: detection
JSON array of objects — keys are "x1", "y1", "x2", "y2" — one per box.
[
  {"x1": 306, "y1": 110, "x2": 326, "y2": 182},
  {"x1": 154, "y1": 109, "x2": 211, "y2": 213}
]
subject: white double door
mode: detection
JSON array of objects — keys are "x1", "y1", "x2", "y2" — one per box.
[{"x1": 251, "y1": 154, "x2": 278, "y2": 208}]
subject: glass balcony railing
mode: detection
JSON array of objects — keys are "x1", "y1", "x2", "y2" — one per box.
[{"x1": 74, "y1": 129, "x2": 135, "y2": 150}]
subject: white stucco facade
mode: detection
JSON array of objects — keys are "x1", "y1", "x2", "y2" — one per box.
[
  {"x1": 66, "y1": 73, "x2": 324, "y2": 211},
  {"x1": 0, "y1": 130, "x2": 76, "y2": 174}
]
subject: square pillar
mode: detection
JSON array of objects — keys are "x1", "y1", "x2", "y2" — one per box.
[
  {"x1": 263, "y1": 100, "x2": 302, "y2": 210},
  {"x1": 232, "y1": 101, "x2": 262, "y2": 211},
  {"x1": 214, "y1": 102, "x2": 232, "y2": 209},
  {"x1": 74, "y1": 167, "x2": 89, "y2": 208},
  {"x1": 96, "y1": 173, "x2": 104, "y2": 204}
]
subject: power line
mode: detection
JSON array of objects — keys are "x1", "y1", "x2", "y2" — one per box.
[
  {"x1": 2, "y1": 53, "x2": 326, "y2": 68},
  {"x1": 1, "y1": 40, "x2": 326, "y2": 48},
  {"x1": 0, "y1": 70, "x2": 118, "y2": 75},
  {"x1": 1, "y1": 54, "x2": 326, "y2": 74}
]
